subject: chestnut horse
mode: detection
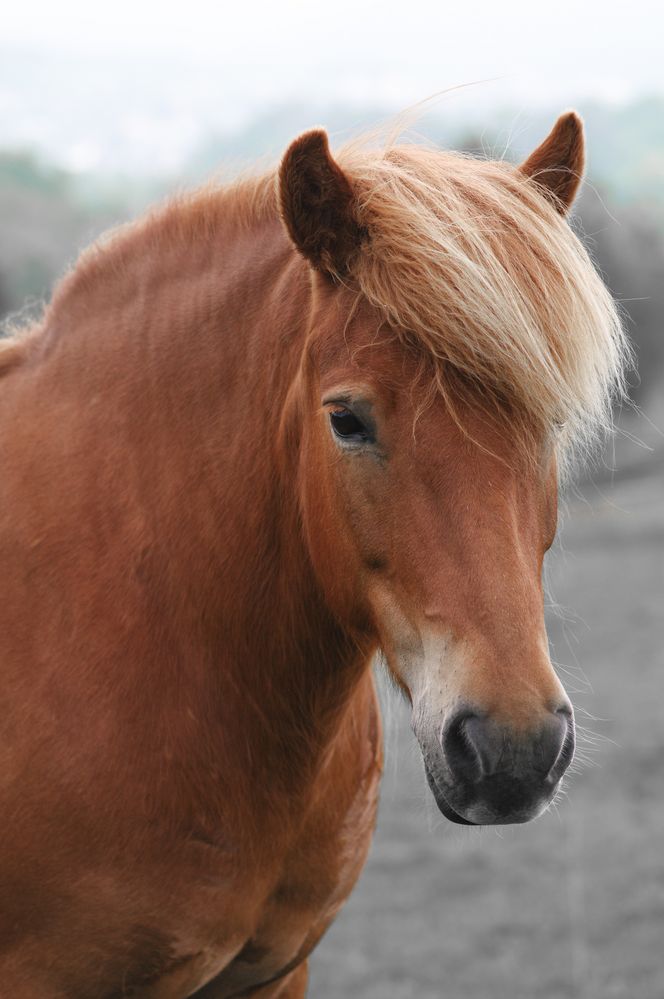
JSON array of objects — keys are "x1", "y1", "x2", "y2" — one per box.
[{"x1": 0, "y1": 112, "x2": 625, "y2": 997}]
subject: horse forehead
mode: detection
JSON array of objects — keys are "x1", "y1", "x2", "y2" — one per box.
[
  {"x1": 391, "y1": 395, "x2": 523, "y2": 467},
  {"x1": 388, "y1": 415, "x2": 555, "y2": 542},
  {"x1": 315, "y1": 334, "x2": 410, "y2": 390},
  {"x1": 313, "y1": 289, "x2": 404, "y2": 367}
]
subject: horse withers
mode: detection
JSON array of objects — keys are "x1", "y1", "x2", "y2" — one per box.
[{"x1": 0, "y1": 112, "x2": 625, "y2": 996}]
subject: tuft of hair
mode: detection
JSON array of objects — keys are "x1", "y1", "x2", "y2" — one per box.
[{"x1": 332, "y1": 138, "x2": 628, "y2": 474}]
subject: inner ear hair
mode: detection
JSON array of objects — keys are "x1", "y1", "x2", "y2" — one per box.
[
  {"x1": 519, "y1": 112, "x2": 585, "y2": 215},
  {"x1": 278, "y1": 129, "x2": 366, "y2": 278}
]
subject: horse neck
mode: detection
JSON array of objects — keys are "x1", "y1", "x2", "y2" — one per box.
[{"x1": 37, "y1": 198, "x2": 372, "y2": 780}]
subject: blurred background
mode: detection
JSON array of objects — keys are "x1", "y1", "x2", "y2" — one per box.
[{"x1": 2, "y1": 2, "x2": 662, "y2": 996}]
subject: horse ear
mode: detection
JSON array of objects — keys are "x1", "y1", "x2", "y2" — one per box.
[
  {"x1": 278, "y1": 129, "x2": 365, "y2": 278},
  {"x1": 519, "y1": 112, "x2": 585, "y2": 214}
]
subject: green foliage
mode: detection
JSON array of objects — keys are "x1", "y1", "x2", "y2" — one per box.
[
  {"x1": 0, "y1": 152, "x2": 124, "y2": 326},
  {"x1": 0, "y1": 150, "x2": 71, "y2": 197}
]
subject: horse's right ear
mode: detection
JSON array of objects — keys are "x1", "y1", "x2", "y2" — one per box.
[
  {"x1": 278, "y1": 129, "x2": 365, "y2": 279},
  {"x1": 519, "y1": 112, "x2": 585, "y2": 214}
]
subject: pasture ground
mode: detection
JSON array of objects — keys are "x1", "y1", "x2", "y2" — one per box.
[{"x1": 310, "y1": 439, "x2": 664, "y2": 999}]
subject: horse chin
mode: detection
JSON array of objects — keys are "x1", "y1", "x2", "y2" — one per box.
[
  {"x1": 423, "y1": 762, "x2": 477, "y2": 826},
  {"x1": 424, "y1": 759, "x2": 560, "y2": 827}
]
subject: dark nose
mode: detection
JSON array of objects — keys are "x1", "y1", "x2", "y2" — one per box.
[{"x1": 442, "y1": 706, "x2": 574, "y2": 785}]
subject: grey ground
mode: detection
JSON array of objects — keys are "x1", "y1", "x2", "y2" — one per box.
[{"x1": 310, "y1": 432, "x2": 664, "y2": 999}]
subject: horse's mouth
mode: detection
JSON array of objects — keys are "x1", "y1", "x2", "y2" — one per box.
[
  {"x1": 424, "y1": 758, "x2": 562, "y2": 827},
  {"x1": 424, "y1": 762, "x2": 477, "y2": 826}
]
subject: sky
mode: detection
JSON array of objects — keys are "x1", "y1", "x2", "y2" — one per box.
[{"x1": 2, "y1": 0, "x2": 663, "y2": 174}]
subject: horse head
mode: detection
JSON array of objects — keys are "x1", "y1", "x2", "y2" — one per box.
[{"x1": 277, "y1": 115, "x2": 624, "y2": 825}]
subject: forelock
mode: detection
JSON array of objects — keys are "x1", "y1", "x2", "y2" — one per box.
[{"x1": 336, "y1": 141, "x2": 628, "y2": 472}]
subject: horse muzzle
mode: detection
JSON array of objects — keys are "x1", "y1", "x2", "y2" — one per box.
[{"x1": 419, "y1": 704, "x2": 575, "y2": 826}]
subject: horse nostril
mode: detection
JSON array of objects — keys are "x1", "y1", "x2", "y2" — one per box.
[
  {"x1": 441, "y1": 706, "x2": 576, "y2": 787},
  {"x1": 544, "y1": 708, "x2": 575, "y2": 783},
  {"x1": 534, "y1": 708, "x2": 574, "y2": 782},
  {"x1": 441, "y1": 710, "x2": 486, "y2": 783}
]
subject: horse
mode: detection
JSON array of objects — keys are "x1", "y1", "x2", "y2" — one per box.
[{"x1": 0, "y1": 110, "x2": 625, "y2": 997}]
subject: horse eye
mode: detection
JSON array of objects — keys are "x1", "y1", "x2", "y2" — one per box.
[{"x1": 329, "y1": 407, "x2": 369, "y2": 443}]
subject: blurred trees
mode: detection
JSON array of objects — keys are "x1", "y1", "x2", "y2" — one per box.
[{"x1": 0, "y1": 152, "x2": 125, "y2": 327}]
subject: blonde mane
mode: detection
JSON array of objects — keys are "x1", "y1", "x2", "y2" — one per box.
[{"x1": 335, "y1": 141, "x2": 627, "y2": 468}]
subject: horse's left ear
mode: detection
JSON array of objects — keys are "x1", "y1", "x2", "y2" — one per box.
[
  {"x1": 519, "y1": 112, "x2": 585, "y2": 214},
  {"x1": 278, "y1": 129, "x2": 365, "y2": 278}
]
